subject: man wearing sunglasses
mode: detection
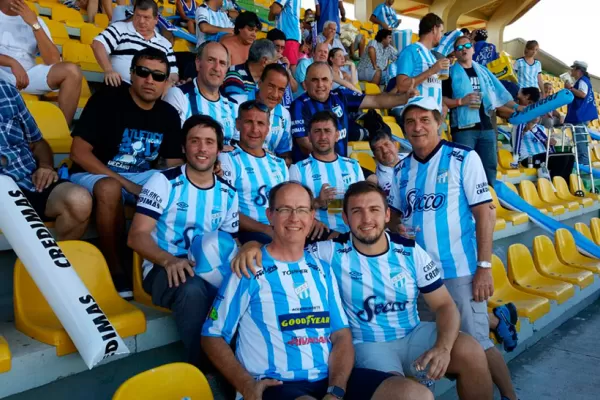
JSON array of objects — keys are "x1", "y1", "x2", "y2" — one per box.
[
  {"x1": 442, "y1": 36, "x2": 520, "y2": 187},
  {"x1": 70, "y1": 49, "x2": 183, "y2": 298},
  {"x1": 218, "y1": 100, "x2": 290, "y2": 245}
]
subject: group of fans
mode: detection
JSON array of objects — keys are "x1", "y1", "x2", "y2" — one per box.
[{"x1": 5, "y1": 0, "x2": 597, "y2": 399}]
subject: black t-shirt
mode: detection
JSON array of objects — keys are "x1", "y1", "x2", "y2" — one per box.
[
  {"x1": 71, "y1": 86, "x2": 182, "y2": 174},
  {"x1": 442, "y1": 67, "x2": 493, "y2": 133}
]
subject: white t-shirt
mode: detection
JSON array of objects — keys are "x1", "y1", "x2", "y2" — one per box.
[{"x1": 0, "y1": 12, "x2": 52, "y2": 72}]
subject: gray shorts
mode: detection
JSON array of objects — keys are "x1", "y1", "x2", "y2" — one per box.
[
  {"x1": 70, "y1": 170, "x2": 157, "y2": 205},
  {"x1": 354, "y1": 321, "x2": 438, "y2": 375},
  {"x1": 419, "y1": 275, "x2": 493, "y2": 350}
]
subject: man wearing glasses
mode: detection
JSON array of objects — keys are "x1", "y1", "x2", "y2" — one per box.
[
  {"x1": 69, "y1": 49, "x2": 183, "y2": 298},
  {"x1": 202, "y1": 181, "x2": 411, "y2": 400},
  {"x1": 218, "y1": 100, "x2": 290, "y2": 244},
  {"x1": 442, "y1": 35, "x2": 520, "y2": 187}
]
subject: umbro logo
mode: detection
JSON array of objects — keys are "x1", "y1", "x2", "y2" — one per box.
[{"x1": 176, "y1": 202, "x2": 188, "y2": 210}]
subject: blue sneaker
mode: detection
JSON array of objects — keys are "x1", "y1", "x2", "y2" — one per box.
[{"x1": 493, "y1": 303, "x2": 518, "y2": 352}]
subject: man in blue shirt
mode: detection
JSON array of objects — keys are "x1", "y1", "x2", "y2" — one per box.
[
  {"x1": 315, "y1": 0, "x2": 345, "y2": 34},
  {"x1": 290, "y1": 62, "x2": 416, "y2": 162},
  {"x1": 370, "y1": 0, "x2": 400, "y2": 30},
  {"x1": 0, "y1": 80, "x2": 92, "y2": 240},
  {"x1": 202, "y1": 181, "x2": 412, "y2": 400}
]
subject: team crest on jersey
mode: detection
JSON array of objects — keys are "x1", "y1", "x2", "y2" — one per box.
[
  {"x1": 436, "y1": 169, "x2": 448, "y2": 184},
  {"x1": 342, "y1": 173, "x2": 353, "y2": 185},
  {"x1": 295, "y1": 282, "x2": 310, "y2": 300},
  {"x1": 390, "y1": 273, "x2": 406, "y2": 289},
  {"x1": 332, "y1": 105, "x2": 344, "y2": 118},
  {"x1": 211, "y1": 209, "x2": 222, "y2": 227}
]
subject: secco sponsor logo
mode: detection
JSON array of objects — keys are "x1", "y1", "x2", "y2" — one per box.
[
  {"x1": 403, "y1": 188, "x2": 446, "y2": 218},
  {"x1": 278, "y1": 312, "x2": 330, "y2": 331},
  {"x1": 356, "y1": 296, "x2": 408, "y2": 323}
]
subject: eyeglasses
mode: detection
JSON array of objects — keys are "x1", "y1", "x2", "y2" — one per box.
[
  {"x1": 455, "y1": 42, "x2": 473, "y2": 52},
  {"x1": 239, "y1": 100, "x2": 269, "y2": 113},
  {"x1": 131, "y1": 66, "x2": 168, "y2": 82},
  {"x1": 274, "y1": 207, "x2": 312, "y2": 217}
]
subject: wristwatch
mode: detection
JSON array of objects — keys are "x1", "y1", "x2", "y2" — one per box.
[
  {"x1": 477, "y1": 261, "x2": 492, "y2": 269},
  {"x1": 327, "y1": 386, "x2": 345, "y2": 399},
  {"x1": 31, "y1": 22, "x2": 41, "y2": 31}
]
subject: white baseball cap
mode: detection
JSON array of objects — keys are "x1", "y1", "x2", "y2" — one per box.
[
  {"x1": 571, "y1": 61, "x2": 588, "y2": 71},
  {"x1": 399, "y1": 96, "x2": 441, "y2": 117}
]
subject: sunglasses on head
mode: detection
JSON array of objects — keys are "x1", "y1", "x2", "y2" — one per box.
[
  {"x1": 455, "y1": 42, "x2": 473, "y2": 52},
  {"x1": 239, "y1": 100, "x2": 269, "y2": 113},
  {"x1": 131, "y1": 66, "x2": 168, "y2": 82}
]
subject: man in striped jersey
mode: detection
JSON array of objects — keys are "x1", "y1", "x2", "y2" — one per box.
[
  {"x1": 370, "y1": 0, "x2": 400, "y2": 30},
  {"x1": 219, "y1": 100, "x2": 290, "y2": 245},
  {"x1": 389, "y1": 96, "x2": 519, "y2": 400},
  {"x1": 221, "y1": 39, "x2": 278, "y2": 103},
  {"x1": 128, "y1": 115, "x2": 238, "y2": 366},
  {"x1": 368, "y1": 130, "x2": 407, "y2": 196},
  {"x1": 392, "y1": 13, "x2": 448, "y2": 117},
  {"x1": 203, "y1": 181, "x2": 419, "y2": 400},
  {"x1": 195, "y1": 0, "x2": 234, "y2": 47},
  {"x1": 242, "y1": 63, "x2": 293, "y2": 161},
  {"x1": 92, "y1": 0, "x2": 178, "y2": 87},
  {"x1": 290, "y1": 111, "x2": 364, "y2": 236},
  {"x1": 164, "y1": 41, "x2": 238, "y2": 145}
]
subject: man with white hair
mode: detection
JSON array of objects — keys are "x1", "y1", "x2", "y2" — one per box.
[{"x1": 318, "y1": 20, "x2": 347, "y2": 56}]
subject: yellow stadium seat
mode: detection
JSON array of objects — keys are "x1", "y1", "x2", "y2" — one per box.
[
  {"x1": 94, "y1": 13, "x2": 109, "y2": 29},
  {"x1": 507, "y1": 244, "x2": 574, "y2": 304},
  {"x1": 351, "y1": 20, "x2": 362, "y2": 30},
  {"x1": 113, "y1": 362, "x2": 213, "y2": 400},
  {"x1": 256, "y1": 31, "x2": 267, "y2": 39},
  {"x1": 497, "y1": 149, "x2": 520, "y2": 177},
  {"x1": 0, "y1": 336, "x2": 10, "y2": 373},
  {"x1": 388, "y1": 122, "x2": 404, "y2": 139},
  {"x1": 43, "y1": 76, "x2": 92, "y2": 108},
  {"x1": 26, "y1": 101, "x2": 72, "y2": 153},
  {"x1": 494, "y1": 217, "x2": 506, "y2": 231},
  {"x1": 552, "y1": 176, "x2": 594, "y2": 207},
  {"x1": 62, "y1": 41, "x2": 103, "y2": 73},
  {"x1": 554, "y1": 228, "x2": 600, "y2": 274},
  {"x1": 80, "y1": 22, "x2": 102, "y2": 45},
  {"x1": 574, "y1": 222, "x2": 595, "y2": 242},
  {"x1": 40, "y1": 17, "x2": 70, "y2": 48},
  {"x1": 590, "y1": 217, "x2": 600, "y2": 245},
  {"x1": 132, "y1": 252, "x2": 170, "y2": 313},
  {"x1": 173, "y1": 38, "x2": 192, "y2": 52},
  {"x1": 533, "y1": 235, "x2": 594, "y2": 289},
  {"x1": 50, "y1": 4, "x2": 84, "y2": 30},
  {"x1": 489, "y1": 255, "x2": 550, "y2": 323},
  {"x1": 20, "y1": 93, "x2": 40, "y2": 102},
  {"x1": 25, "y1": 0, "x2": 39, "y2": 15},
  {"x1": 162, "y1": 4, "x2": 176, "y2": 17},
  {"x1": 361, "y1": 21, "x2": 374, "y2": 33},
  {"x1": 537, "y1": 178, "x2": 579, "y2": 212},
  {"x1": 518, "y1": 180, "x2": 564, "y2": 215},
  {"x1": 489, "y1": 187, "x2": 528, "y2": 225},
  {"x1": 350, "y1": 152, "x2": 376, "y2": 172},
  {"x1": 348, "y1": 141, "x2": 370, "y2": 151},
  {"x1": 14, "y1": 241, "x2": 146, "y2": 356},
  {"x1": 568, "y1": 174, "x2": 600, "y2": 201},
  {"x1": 363, "y1": 82, "x2": 381, "y2": 95}
]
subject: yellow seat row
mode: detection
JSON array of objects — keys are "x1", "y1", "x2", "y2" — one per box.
[{"x1": 0, "y1": 336, "x2": 10, "y2": 373}]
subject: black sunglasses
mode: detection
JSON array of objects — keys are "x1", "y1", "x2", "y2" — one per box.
[
  {"x1": 131, "y1": 66, "x2": 168, "y2": 82},
  {"x1": 455, "y1": 42, "x2": 473, "y2": 52},
  {"x1": 239, "y1": 100, "x2": 269, "y2": 113}
]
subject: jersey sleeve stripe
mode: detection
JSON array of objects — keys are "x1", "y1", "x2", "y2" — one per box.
[
  {"x1": 469, "y1": 198, "x2": 493, "y2": 208},
  {"x1": 135, "y1": 206, "x2": 161, "y2": 220},
  {"x1": 419, "y1": 278, "x2": 443, "y2": 293}
]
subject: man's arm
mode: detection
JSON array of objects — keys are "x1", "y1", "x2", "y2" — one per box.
[
  {"x1": 198, "y1": 22, "x2": 234, "y2": 34},
  {"x1": 30, "y1": 138, "x2": 53, "y2": 169},
  {"x1": 538, "y1": 74, "x2": 545, "y2": 98},
  {"x1": 369, "y1": 14, "x2": 387, "y2": 29},
  {"x1": 338, "y1": 0, "x2": 346, "y2": 22},
  {"x1": 422, "y1": 286, "x2": 460, "y2": 353},
  {"x1": 202, "y1": 337, "x2": 258, "y2": 394},
  {"x1": 268, "y1": 2, "x2": 282, "y2": 21},
  {"x1": 91, "y1": 40, "x2": 113, "y2": 72},
  {"x1": 359, "y1": 91, "x2": 415, "y2": 110},
  {"x1": 12, "y1": 1, "x2": 60, "y2": 65},
  {"x1": 472, "y1": 202, "x2": 495, "y2": 270},
  {"x1": 327, "y1": 328, "x2": 354, "y2": 391},
  {"x1": 294, "y1": 136, "x2": 312, "y2": 156}
]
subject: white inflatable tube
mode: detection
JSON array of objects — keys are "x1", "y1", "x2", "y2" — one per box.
[{"x1": 0, "y1": 176, "x2": 129, "y2": 369}]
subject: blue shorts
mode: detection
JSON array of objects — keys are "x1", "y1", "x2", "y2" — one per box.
[
  {"x1": 70, "y1": 170, "x2": 157, "y2": 205},
  {"x1": 261, "y1": 368, "x2": 393, "y2": 400}
]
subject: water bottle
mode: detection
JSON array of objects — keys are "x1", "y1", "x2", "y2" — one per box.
[
  {"x1": 527, "y1": 155, "x2": 533, "y2": 169},
  {"x1": 410, "y1": 362, "x2": 435, "y2": 393}
]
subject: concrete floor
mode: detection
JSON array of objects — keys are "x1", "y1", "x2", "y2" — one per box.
[{"x1": 440, "y1": 298, "x2": 600, "y2": 400}]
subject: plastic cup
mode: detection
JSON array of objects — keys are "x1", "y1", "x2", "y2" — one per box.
[
  {"x1": 469, "y1": 92, "x2": 482, "y2": 109},
  {"x1": 438, "y1": 68, "x2": 449, "y2": 80},
  {"x1": 328, "y1": 188, "x2": 346, "y2": 213}
]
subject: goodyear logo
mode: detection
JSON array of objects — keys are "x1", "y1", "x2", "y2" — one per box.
[{"x1": 278, "y1": 311, "x2": 330, "y2": 331}]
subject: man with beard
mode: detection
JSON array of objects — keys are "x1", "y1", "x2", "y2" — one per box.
[
  {"x1": 165, "y1": 41, "x2": 238, "y2": 145},
  {"x1": 289, "y1": 111, "x2": 364, "y2": 236},
  {"x1": 127, "y1": 114, "x2": 239, "y2": 365},
  {"x1": 230, "y1": 181, "x2": 494, "y2": 400}
]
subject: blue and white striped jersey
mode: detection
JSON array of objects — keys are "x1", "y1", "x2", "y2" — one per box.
[
  {"x1": 371, "y1": 3, "x2": 399, "y2": 29},
  {"x1": 307, "y1": 233, "x2": 442, "y2": 343},
  {"x1": 244, "y1": 89, "x2": 293, "y2": 155},
  {"x1": 164, "y1": 79, "x2": 238, "y2": 143},
  {"x1": 289, "y1": 155, "x2": 364, "y2": 233},
  {"x1": 189, "y1": 230, "x2": 238, "y2": 288},
  {"x1": 433, "y1": 29, "x2": 463, "y2": 57},
  {"x1": 513, "y1": 123, "x2": 548, "y2": 161},
  {"x1": 389, "y1": 141, "x2": 492, "y2": 279},
  {"x1": 394, "y1": 42, "x2": 443, "y2": 111},
  {"x1": 275, "y1": 0, "x2": 301, "y2": 42},
  {"x1": 219, "y1": 146, "x2": 289, "y2": 225},
  {"x1": 514, "y1": 58, "x2": 542, "y2": 89},
  {"x1": 136, "y1": 165, "x2": 239, "y2": 278},
  {"x1": 195, "y1": 4, "x2": 234, "y2": 46},
  {"x1": 202, "y1": 246, "x2": 349, "y2": 382}
]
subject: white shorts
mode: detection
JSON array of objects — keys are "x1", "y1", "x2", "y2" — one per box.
[
  {"x1": 70, "y1": 170, "x2": 158, "y2": 205},
  {"x1": 0, "y1": 64, "x2": 57, "y2": 95},
  {"x1": 354, "y1": 321, "x2": 438, "y2": 375}
]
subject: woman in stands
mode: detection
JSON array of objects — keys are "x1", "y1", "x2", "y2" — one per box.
[
  {"x1": 327, "y1": 48, "x2": 360, "y2": 92},
  {"x1": 512, "y1": 87, "x2": 575, "y2": 182},
  {"x1": 514, "y1": 40, "x2": 545, "y2": 96},
  {"x1": 176, "y1": 0, "x2": 197, "y2": 35},
  {"x1": 357, "y1": 28, "x2": 398, "y2": 86}
]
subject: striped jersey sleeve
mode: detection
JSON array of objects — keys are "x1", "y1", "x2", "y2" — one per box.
[
  {"x1": 462, "y1": 150, "x2": 492, "y2": 207},
  {"x1": 222, "y1": 69, "x2": 248, "y2": 98},
  {"x1": 94, "y1": 23, "x2": 123, "y2": 54},
  {"x1": 136, "y1": 171, "x2": 170, "y2": 220}
]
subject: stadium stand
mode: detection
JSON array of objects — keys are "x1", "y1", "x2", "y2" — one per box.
[
  {"x1": 554, "y1": 229, "x2": 600, "y2": 273},
  {"x1": 0, "y1": 336, "x2": 10, "y2": 373}
]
